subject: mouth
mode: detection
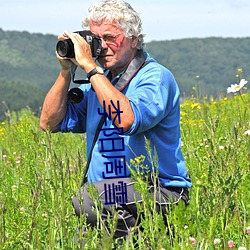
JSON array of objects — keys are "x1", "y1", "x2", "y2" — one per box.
[{"x1": 99, "y1": 54, "x2": 112, "y2": 60}]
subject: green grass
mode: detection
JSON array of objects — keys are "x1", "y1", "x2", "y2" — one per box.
[{"x1": 0, "y1": 93, "x2": 249, "y2": 249}]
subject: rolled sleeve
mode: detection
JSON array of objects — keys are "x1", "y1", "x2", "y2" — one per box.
[
  {"x1": 125, "y1": 65, "x2": 178, "y2": 135},
  {"x1": 57, "y1": 101, "x2": 87, "y2": 133}
]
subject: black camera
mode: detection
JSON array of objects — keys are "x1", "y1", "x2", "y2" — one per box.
[{"x1": 56, "y1": 30, "x2": 102, "y2": 58}]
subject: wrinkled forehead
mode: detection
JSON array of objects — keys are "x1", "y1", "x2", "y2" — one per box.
[{"x1": 90, "y1": 16, "x2": 121, "y2": 27}]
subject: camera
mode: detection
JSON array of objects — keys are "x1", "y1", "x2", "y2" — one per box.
[{"x1": 56, "y1": 30, "x2": 102, "y2": 58}]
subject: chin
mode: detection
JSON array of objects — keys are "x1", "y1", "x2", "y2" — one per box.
[{"x1": 99, "y1": 61, "x2": 113, "y2": 70}]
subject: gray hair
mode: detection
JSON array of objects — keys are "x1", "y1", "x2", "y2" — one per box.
[{"x1": 82, "y1": 0, "x2": 145, "y2": 49}]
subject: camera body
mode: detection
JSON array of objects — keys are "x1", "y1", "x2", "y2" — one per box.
[{"x1": 56, "y1": 30, "x2": 102, "y2": 58}]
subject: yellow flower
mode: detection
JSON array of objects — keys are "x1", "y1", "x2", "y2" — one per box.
[
  {"x1": 130, "y1": 159, "x2": 135, "y2": 165},
  {"x1": 191, "y1": 103, "x2": 201, "y2": 109},
  {"x1": 237, "y1": 67, "x2": 243, "y2": 73},
  {"x1": 135, "y1": 157, "x2": 141, "y2": 164}
]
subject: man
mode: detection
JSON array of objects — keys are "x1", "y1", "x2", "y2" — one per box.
[{"x1": 40, "y1": 0, "x2": 192, "y2": 244}]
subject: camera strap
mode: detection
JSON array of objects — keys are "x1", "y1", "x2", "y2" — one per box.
[{"x1": 81, "y1": 50, "x2": 150, "y2": 185}]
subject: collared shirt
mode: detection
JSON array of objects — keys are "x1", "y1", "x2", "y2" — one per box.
[{"x1": 57, "y1": 52, "x2": 192, "y2": 188}]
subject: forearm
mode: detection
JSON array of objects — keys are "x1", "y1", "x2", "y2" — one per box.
[
  {"x1": 90, "y1": 74, "x2": 134, "y2": 131},
  {"x1": 40, "y1": 70, "x2": 71, "y2": 132}
]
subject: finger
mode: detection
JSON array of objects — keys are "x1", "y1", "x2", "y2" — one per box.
[
  {"x1": 65, "y1": 31, "x2": 85, "y2": 43},
  {"x1": 55, "y1": 51, "x2": 79, "y2": 66},
  {"x1": 57, "y1": 31, "x2": 70, "y2": 40},
  {"x1": 64, "y1": 30, "x2": 76, "y2": 40},
  {"x1": 63, "y1": 30, "x2": 70, "y2": 37},
  {"x1": 55, "y1": 50, "x2": 64, "y2": 59}
]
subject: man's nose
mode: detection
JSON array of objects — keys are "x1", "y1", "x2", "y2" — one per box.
[{"x1": 101, "y1": 38, "x2": 108, "y2": 49}]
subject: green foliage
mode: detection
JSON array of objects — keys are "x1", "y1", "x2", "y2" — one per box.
[
  {"x1": 1, "y1": 29, "x2": 250, "y2": 120},
  {"x1": 146, "y1": 37, "x2": 250, "y2": 98},
  {"x1": 0, "y1": 109, "x2": 85, "y2": 249},
  {"x1": 0, "y1": 28, "x2": 60, "y2": 89},
  {"x1": 0, "y1": 79, "x2": 46, "y2": 121},
  {"x1": 0, "y1": 29, "x2": 61, "y2": 121},
  {"x1": 0, "y1": 93, "x2": 249, "y2": 249}
]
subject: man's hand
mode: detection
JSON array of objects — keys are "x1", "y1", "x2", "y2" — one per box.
[
  {"x1": 62, "y1": 31, "x2": 96, "y2": 73},
  {"x1": 56, "y1": 33, "x2": 79, "y2": 71}
]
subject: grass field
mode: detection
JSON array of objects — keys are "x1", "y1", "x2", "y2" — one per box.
[{"x1": 0, "y1": 90, "x2": 249, "y2": 249}]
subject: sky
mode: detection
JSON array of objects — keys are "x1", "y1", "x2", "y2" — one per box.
[{"x1": 1, "y1": 0, "x2": 250, "y2": 42}]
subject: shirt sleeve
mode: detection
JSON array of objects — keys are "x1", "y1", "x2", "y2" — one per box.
[{"x1": 125, "y1": 63, "x2": 180, "y2": 135}]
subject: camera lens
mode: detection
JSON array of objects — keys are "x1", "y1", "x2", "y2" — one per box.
[
  {"x1": 68, "y1": 88, "x2": 84, "y2": 103},
  {"x1": 56, "y1": 39, "x2": 74, "y2": 58}
]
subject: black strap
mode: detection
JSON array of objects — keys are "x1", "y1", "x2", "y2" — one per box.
[
  {"x1": 81, "y1": 115, "x2": 105, "y2": 185},
  {"x1": 81, "y1": 50, "x2": 149, "y2": 185},
  {"x1": 114, "y1": 49, "x2": 147, "y2": 91}
]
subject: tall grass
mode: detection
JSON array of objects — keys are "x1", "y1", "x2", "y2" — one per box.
[{"x1": 0, "y1": 93, "x2": 249, "y2": 249}]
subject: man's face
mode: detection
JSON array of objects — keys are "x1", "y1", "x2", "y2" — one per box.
[{"x1": 89, "y1": 20, "x2": 138, "y2": 73}]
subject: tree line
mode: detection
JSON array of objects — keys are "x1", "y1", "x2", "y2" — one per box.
[{"x1": 0, "y1": 28, "x2": 249, "y2": 120}]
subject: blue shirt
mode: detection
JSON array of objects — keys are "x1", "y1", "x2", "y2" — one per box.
[{"x1": 58, "y1": 52, "x2": 192, "y2": 188}]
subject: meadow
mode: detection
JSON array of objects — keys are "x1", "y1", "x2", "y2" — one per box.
[{"x1": 0, "y1": 89, "x2": 249, "y2": 249}]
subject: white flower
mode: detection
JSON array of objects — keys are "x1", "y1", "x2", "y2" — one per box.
[
  {"x1": 214, "y1": 238, "x2": 221, "y2": 244},
  {"x1": 238, "y1": 247, "x2": 246, "y2": 250},
  {"x1": 20, "y1": 207, "x2": 25, "y2": 214},
  {"x1": 227, "y1": 79, "x2": 248, "y2": 93},
  {"x1": 244, "y1": 130, "x2": 250, "y2": 136}
]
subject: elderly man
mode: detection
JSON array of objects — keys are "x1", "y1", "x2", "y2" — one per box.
[{"x1": 40, "y1": 0, "x2": 192, "y2": 244}]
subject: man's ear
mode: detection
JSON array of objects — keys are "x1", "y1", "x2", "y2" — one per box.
[{"x1": 131, "y1": 36, "x2": 139, "y2": 48}]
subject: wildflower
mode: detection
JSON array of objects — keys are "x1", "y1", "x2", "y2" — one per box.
[
  {"x1": 196, "y1": 180, "x2": 202, "y2": 185},
  {"x1": 191, "y1": 103, "x2": 201, "y2": 109},
  {"x1": 218, "y1": 145, "x2": 224, "y2": 150},
  {"x1": 135, "y1": 156, "x2": 141, "y2": 164},
  {"x1": 12, "y1": 185, "x2": 18, "y2": 192},
  {"x1": 42, "y1": 213, "x2": 48, "y2": 221},
  {"x1": 227, "y1": 79, "x2": 248, "y2": 93},
  {"x1": 214, "y1": 238, "x2": 221, "y2": 244},
  {"x1": 130, "y1": 159, "x2": 135, "y2": 165},
  {"x1": 238, "y1": 247, "x2": 246, "y2": 250},
  {"x1": 189, "y1": 237, "x2": 196, "y2": 246},
  {"x1": 237, "y1": 67, "x2": 243, "y2": 73},
  {"x1": 244, "y1": 130, "x2": 250, "y2": 136},
  {"x1": 228, "y1": 240, "x2": 235, "y2": 248},
  {"x1": 246, "y1": 226, "x2": 250, "y2": 235}
]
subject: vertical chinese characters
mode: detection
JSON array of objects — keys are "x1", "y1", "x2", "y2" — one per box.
[{"x1": 98, "y1": 101, "x2": 128, "y2": 205}]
